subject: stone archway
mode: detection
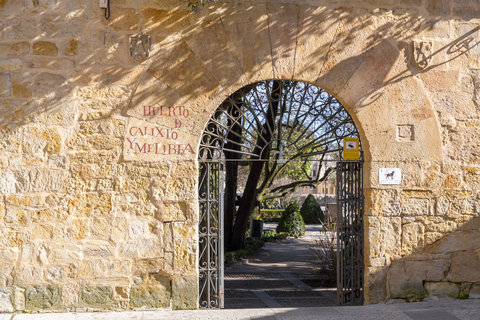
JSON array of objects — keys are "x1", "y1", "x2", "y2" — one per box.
[{"x1": 126, "y1": 3, "x2": 442, "y2": 305}]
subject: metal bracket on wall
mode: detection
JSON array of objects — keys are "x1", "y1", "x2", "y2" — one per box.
[{"x1": 100, "y1": 0, "x2": 110, "y2": 19}]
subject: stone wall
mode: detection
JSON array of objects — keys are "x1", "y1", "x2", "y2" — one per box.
[{"x1": 0, "y1": 0, "x2": 479, "y2": 312}]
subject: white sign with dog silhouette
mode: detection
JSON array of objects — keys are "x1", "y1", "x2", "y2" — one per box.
[{"x1": 379, "y1": 168, "x2": 401, "y2": 185}]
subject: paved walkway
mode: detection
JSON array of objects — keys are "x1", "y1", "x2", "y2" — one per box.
[
  {"x1": 225, "y1": 223, "x2": 336, "y2": 309},
  {"x1": 2, "y1": 300, "x2": 480, "y2": 319}
]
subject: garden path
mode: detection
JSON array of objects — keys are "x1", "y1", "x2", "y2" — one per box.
[{"x1": 224, "y1": 223, "x2": 337, "y2": 309}]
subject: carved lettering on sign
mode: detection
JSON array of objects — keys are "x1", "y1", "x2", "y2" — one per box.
[{"x1": 124, "y1": 106, "x2": 197, "y2": 160}]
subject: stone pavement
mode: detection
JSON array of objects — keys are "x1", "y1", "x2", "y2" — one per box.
[
  {"x1": 224, "y1": 223, "x2": 336, "y2": 309},
  {"x1": 1, "y1": 300, "x2": 479, "y2": 319}
]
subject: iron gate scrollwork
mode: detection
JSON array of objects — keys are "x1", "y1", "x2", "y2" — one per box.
[
  {"x1": 198, "y1": 161, "x2": 224, "y2": 309},
  {"x1": 198, "y1": 80, "x2": 365, "y2": 308},
  {"x1": 336, "y1": 161, "x2": 364, "y2": 306}
]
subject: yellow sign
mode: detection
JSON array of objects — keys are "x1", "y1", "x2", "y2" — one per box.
[{"x1": 343, "y1": 137, "x2": 359, "y2": 160}]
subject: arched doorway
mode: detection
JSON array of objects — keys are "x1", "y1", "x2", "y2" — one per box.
[{"x1": 197, "y1": 80, "x2": 364, "y2": 308}]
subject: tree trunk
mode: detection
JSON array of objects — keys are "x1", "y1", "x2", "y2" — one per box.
[
  {"x1": 227, "y1": 81, "x2": 281, "y2": 251},
  {"x1": 223, "y1": 100, "x2": 243, "y2": 252}
]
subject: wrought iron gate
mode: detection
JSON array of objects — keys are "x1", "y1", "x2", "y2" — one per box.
[
  {"x1": 198, "y1": 80, "x2": 365, "y2": 308},
  {"x1": 336, "y1": 161, "x2": 364, "y2": 305},
  {"x1": 198, "y1": 161, "x2": 224, "y2": 309}
]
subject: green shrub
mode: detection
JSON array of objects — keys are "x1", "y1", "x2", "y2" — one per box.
[
  {"x1": 276, "y1": 202, "x2": 306, "y2": 237},
  {"x1": 300, "y1": 194, "x2": 325, "y2": 223}
]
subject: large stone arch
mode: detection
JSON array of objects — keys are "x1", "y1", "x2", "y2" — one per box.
[{"x1": 126, "y1": 3, "x2": 443, "y2": 304}]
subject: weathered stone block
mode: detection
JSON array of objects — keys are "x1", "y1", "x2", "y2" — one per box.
[
  {"x1": 17, "y1": 266, "x2": 44, "y2": 285},
  {"x1": 425, "y1": 282, "x2": 460, "y2": 298},
  {"x1": 436, "y1": 196, "x2": 450, "y2": 216},
  {"x1": 12, "y1": 71, "x2": 32, "y2": 98},
  {"x1": 402, "y1": 198, "x2": 430, "y2": 216},
  {"x1": 76, "y1": 87, "x2": 127, "y2": 99},
  {"x1": 0, "y1": 288, "x2": 13, "y2": 312},
  {"x1": 173, "y1": 223, "x2": 196, "y2": 271},
  {"x1": 160, "y1": 202, "x2": 187, "y2": 222},
  {"x1": 118, "y1": 242, "x2": 138, "y2": 258},
  {"x1": 72, "y1": 219, "x2": 88, "y2": 240},
  {"x1": 365, "y1": 267, "x2": 386, "y2": 304},
  {"x1": 6, "y1": 194, "x2": 44, "y2": 207},
  {"x1": 133, "y1": 202, "x2": 156, "y2": 217},
  {"x1": 426, "y1": 230, "x2": 480, "y2": 254},
  {"x1": 102, "y1": 7, "x2": 138, "y2": 31},
  {"x1": 26, "y1": 285, "x2": 60, "y2": 309},
  {"x1": 405, "y1": 259, "x2": 449, "y2": 281},
  {"x1": 83, "y1": 240, "x2": 114, "y2": 258},
  {"x1": 126, "y1": 161, "x2": 170, "y2": 177},
  {"x1": 41, "y1": 13, "x2": 83, "y2": 38},
  {"x1": 0, "y1": 42, "x2": 29, "y2": 58},
  {"x1": 53, "y1": 222, "x2": 71, "y2": 242},
  {"x1": 80, "y1": 286, "x2": 112, "y2": 305},
  {"x1": 62, "y1": 39, "x2": 78, "y2": 56},
  {"x1": 171, "y1": 161, "x2": 195, "y2": 178},
  {"x1": 171, "y1": 275, "x2": 198, "y2": 310},
  {"x1": 79, "y1": 259, "x2": 105, "y2": 278},
  {"x1": 128, "y1": 220, "x2": 144, "y2": 239},
  {"x1": 402, "y1": 223, "x2": 425, "y2": 254},
  {"x1": 29, "y1": 168, "x2": 66, "y2": 192},
  {"x1": 0, "y1": 58, "x2": 23, "y2": 71},
  {"x1": 70, "y1": 193, "x2": 112, "y2": 217},
  {"x1": 34, "y1": 72, "x2": 68, "y2": 99},
  {"x1": 425, "y1": 232, "x2": 443, "y2": 245},
  {"x1": 142, "y1": 8, "x2": 191, "y2": 34},
  {"x1": 91, "y1": 218, "x2": 109, "y2": 238},
  {"x1": 470, "y1": 284, "x2": 480, "y2": 299},
  {"x1": 0, "y1": 172, "x2": 16, "y2": 194},
  {"x1": 14, "y1": 287, "x2": 25, "y2": 311},
  {"x1": 389, "y1": 266, "x2": 426, "y2": 301},
  {"x1": 130, "y1": 284, "x2": 170, "y2": 308},
  {"x1": 111, "y1": 217, "x2": 127, "y2": 240},
  {"x1": 421, "y1": 20, "x2": 449, "y2": 38},
  {"x1": 5, "y1": 207, "x2": 29, "y2": 227},
  {"x1": 448, "y1": 251, "x2": 480, "y2": 283},
  {"x1": 152, "y1": 177, "x2": 196, "y2": 201},
  {"x1": 0, "y1": 249, "x2": 16, "y2": 261},
  {"x1": 62, "y1": 282, "x2": 79, "y2": 307},
  {"x1": 105, "y1": 260, "x2": 131, "y2": 278},
  {"x1": 51, "y1": 244, "x2": 82, "y2": 264},
  {"x1": 47, "y1": 266, "x2": 63, "y2": 281},
  {"x1": 114, "y1": 287, "x2": 129, "y2": 300},
  {"x1": 26, "y1": 0, "x2": 59, "y2": 11},
  {"x1": 138, "y1": 239, "x2": 162, "y2": 259},
  {"x1": 116, "y1": 177, "x2": 150, "y2": 191},
  {"x1": 32, "y1": 225, "x2": 53, "y2": 239},
  {"x1": 132, "y1": 259, "x2": 163, "y2": 276},
  {"x1": 427, "y1": 0, "x2": 450, "y2": 15},
  {"x1": 0, "y1": 264, "x2": 14, "y2": 287},
  {"x1": 0, "y1": 72, "x2": 12, "y2": 97},
  {"x1": 33, "y1": 41, "x2": 58, "y2": 56},
  {"x1": 7, "y1": 18, "x2": 37, "y2": 39}
]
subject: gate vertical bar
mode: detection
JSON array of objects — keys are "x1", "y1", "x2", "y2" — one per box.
[
  {"x1": 336, "y1": 161, "x2": 343, "y2": 303},
  {"x1": 198, "y1": 161, "x2": 223, "y2": 308},
  {"x1": 336, "y1": 161, "x2": 364, "y2": 306},
  {"x1": 219, "y1": 167, "x2": 225, "y2": 308}
]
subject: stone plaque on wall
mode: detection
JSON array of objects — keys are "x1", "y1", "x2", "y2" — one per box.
[{"x1": 123, "y1": 106, "x2": 198, "y2": 161}]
